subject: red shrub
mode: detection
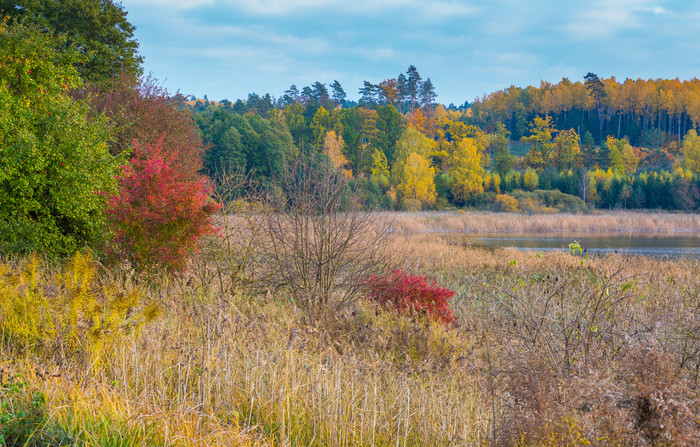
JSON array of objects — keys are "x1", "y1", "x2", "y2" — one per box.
[
  {"x1": 106, "y1": 139, "x2": 220, "y2": 273},
  {"x1": 365, "y1": 270, "x2": 457, "y2": 326}
]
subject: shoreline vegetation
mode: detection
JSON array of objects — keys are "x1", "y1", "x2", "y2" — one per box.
[{"x1": 385, "y1": 210, "x2": 700, "y2": 235}]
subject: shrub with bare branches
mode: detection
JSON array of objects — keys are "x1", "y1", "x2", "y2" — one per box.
[{"x1": 256, "y1": 155, "x2": 392, "y2": 321}]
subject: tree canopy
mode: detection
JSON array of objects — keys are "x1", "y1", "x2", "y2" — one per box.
[{"x1": 0, "y1": 0, "x2": 142, "y2": 84}]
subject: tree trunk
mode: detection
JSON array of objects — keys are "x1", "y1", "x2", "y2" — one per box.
[{"x1": 617, "y1": 110, "x2": 622, "y2": 138}]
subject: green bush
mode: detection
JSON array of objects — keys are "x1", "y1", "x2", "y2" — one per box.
[{"x1": 0, "y1": 21, "x2": 120, "y2": 255}]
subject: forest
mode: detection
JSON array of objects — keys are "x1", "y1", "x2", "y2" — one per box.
[{"x1": 193, "y1": 69, "x2": 700, "y2": 213}]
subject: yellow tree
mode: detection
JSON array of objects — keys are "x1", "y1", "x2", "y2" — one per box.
[
  {"x1": 369, "y1": 148, "x2": 390, "y2": 190},
  {"x1": 523, "y1": 167, "x2": 539, "y2": 191},
  {"x1": 606, "y1": 136, "x2": 639, "y2": 175},
  {"x1": 448, "y1": 138, "x2": 484, "y2": 203},
  {"x1": 522, "y1": 116, "x2": 556, "y2": 172},
  {"x1": 323, "y1": 130, "x2": 352, "y2": 178},
  {"x1": 311, "y1": 106, "x2": 330, "y2": 150},
  {"x1": 682, "y1": 129, "x2": 700, "y2": 174},
  {"x1": 398, "y1": 152, "x2": 436, "y2": 208},
  {"x1": 552, "y1": 128, "x2": 582, "y2": 170},
  {"x1": 391, "y1": 127, "x2": 436, "y2": 186}
]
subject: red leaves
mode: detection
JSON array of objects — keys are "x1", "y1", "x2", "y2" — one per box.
[
  {"x1": 105, "y1": 139, "x2": 220, "y2": 273},
  {"x1": 365, "y1": 270, "x2": 457, "y2": 326}
]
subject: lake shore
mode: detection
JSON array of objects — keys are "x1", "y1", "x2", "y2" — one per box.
[{"x1": 384, "y1": 210, "x2": 700, "y2": 235}]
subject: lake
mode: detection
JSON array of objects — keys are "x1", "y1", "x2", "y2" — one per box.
[{"x1": 459, "y1": 233, "x2": 700, "y2": 259}]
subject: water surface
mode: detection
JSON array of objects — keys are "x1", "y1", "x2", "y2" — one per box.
[{"x1": 458, "y1": 233, "x2": 700, "y2": 259}]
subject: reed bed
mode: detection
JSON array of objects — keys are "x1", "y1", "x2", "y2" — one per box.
[{"x1": 386, "y1": 210, "x2": 700, "y2": 234}]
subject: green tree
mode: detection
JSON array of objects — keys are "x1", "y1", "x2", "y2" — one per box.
[
  {"x1": 552, "y1": 128, "x2": 582, "y2": 170},
  {"x1": 606, "y1": 136, "x2": 638, "y2": 175},
  {"x1": 0, "y1": 22, "x2": 120, "y2": 254},
  {"x1": 584, "y1": 72, "x2": 606, "y2": 144},
  {"x1": 490, "y1": 124, "x2": 514, "y2": 176},
  {"x1": 1, "y1": 0, "x2": 143, "y2": 84},
  {"x1": 375, "y1": 105, "x2": 403, "y2": 164},
  {"x1": 311, "y1": 106, "x2": 331, "y2": 150}
]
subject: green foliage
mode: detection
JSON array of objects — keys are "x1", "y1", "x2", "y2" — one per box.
[
  {"x1": 0, "y1": 252, "x2": 157, "y2": 362},
  {"x1": 0, "y1": 21, "x2": 120, "y2": 255},
  {"x1": 522, "y1": 116, "x2": 556, "y2": 171},
  {"x1": 490, "y1": 130, "x2": 514, "y2": 176},
  {"x1": 509, "y1": 189, "x2": 589, "y2": 213},
  {"x1": 1, "y1": 0, "x2": 143, "y2": 85},
  {"x1": 197, "y1": 106, "x2": 297, "y2": 178},
  {"x1": 375, "y1": 105, "x2": 403, "y2": 163}
]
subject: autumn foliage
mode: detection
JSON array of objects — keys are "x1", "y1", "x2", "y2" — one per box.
[
  {"x1": 365, "y1": 270, "x2": 456, "y2": 326},
  {"x1": 106, "y1": 140, "x2": 220, "y2": 273}
]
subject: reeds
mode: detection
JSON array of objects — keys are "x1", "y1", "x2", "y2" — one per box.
[{"x1": 386, "y1": 210, "x2": 700, "y2": 234}]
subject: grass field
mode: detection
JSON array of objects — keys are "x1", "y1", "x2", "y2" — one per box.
[{"x1": 1, "y1": 212, "x2": 699, "y2": 446}]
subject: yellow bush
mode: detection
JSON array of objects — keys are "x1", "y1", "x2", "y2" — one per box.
[
  {"x1": 494, "y1": 194, "x2": 519, "y2": 212},
  {"x1": 0, "y1": 252, "x2": 158, "y2": 364}
]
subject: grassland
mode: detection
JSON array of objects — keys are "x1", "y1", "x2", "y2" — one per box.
[{"x1": 1, "y1": 212, "x2": 699, "y2": 446}]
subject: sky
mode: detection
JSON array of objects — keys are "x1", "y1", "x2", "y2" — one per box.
[{"x1": 119, "y1": 0, "x2": 700, "y2": 106}]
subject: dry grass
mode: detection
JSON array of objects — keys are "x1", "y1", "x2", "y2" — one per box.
[
  {"x1": 2, "y1": 223, "x2": 699, "y2": 445},
  {"x1": 386, "y1": 210, "x2": 700, "y2": 234},
  {"x1": 0, "y1": 252, "x2": 487, "y2": 446}
]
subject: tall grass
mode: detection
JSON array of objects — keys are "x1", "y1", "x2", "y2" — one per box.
[
  {"x1": 387, "y1": 210, "x2": 700, "y2": 234},
  {"x1": 1, "y1": 225, "x2": 699, "y2": 445}
]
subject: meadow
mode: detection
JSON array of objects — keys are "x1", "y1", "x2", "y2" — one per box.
[{"x1": 1, "y1": 212, "x2": 699, "y2": 446}]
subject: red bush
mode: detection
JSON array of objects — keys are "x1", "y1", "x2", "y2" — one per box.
[
  {"x1": 365, "y1": 270, "x2": 457, "y2": 326},
  {"x1": 106, "y1": 139, "x2": 220, "y2": 273}
]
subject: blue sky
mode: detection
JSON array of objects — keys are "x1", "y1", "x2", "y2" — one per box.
[{"x1": 119, "y1": 0, "x2": 700, "y2": 105}]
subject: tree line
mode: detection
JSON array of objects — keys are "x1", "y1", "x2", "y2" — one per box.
[
  {"x1": 470, "y1": 74, "x2": 700, "y2": 147},
  {"x1": 194, "y1": 69, "x2": 700, "y2": 213}
]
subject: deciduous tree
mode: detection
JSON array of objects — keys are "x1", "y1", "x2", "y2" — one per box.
[
  {"x1": 1, "y1": 0, "x2": 143, "y2": 85},
  {"x1": 323, "y1": 130, "x2": 351, "y2": 178},
  {"x1": 682, "y1": 129, "x2": 700, "y2": 174},
  {"x1": 398, "y1": 152, "x2": 436, "y2": 208},
  {"x1": 0, "y1": 21, "x2": 119, "y2": 255},
  {"x1": 448, "y1": 137, "x2": 485, "y2": 202}
]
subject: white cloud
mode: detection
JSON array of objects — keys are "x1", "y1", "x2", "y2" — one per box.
[
  {"x1": 562, "y1": 0, "x2": 667, "y2": 39},
  {"x1": 226, "y1": 0, "x2": 479, "y2": 19},
  {"x1": 124, "y1": 0, "x2": 215, "y2": 9},
  {"x1": 359, "y1": 47, "x2": 399, "y2": 61}
]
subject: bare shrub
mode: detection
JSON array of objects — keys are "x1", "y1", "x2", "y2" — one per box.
[
  {"x1": 256, "y1": 155, "x2": 392, "y2": 321},
  {"x1": 191, "y1": 168, "x2": 264, "y2": 294},
  {"x1": 489, "y1": 258, "x2": 636, "y2": 376}
]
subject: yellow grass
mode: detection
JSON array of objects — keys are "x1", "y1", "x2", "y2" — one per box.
[{"x1": 386, "y1": 210, "x2": 700, "y2": 234}]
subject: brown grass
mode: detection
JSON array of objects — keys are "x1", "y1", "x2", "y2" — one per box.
[
  {"x1": 386, "y1": 210, "x2": 700, "y2": 234},
  {"x1": 2, "y1": 226, "x2": 699, "y2": 445}
]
